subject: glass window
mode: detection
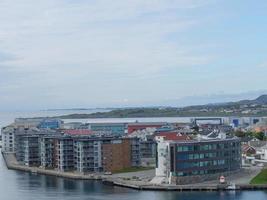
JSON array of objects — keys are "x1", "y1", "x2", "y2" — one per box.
[
  {"x1": 194, "y1": 154, "x2": 199, "y2": 159},
  {"x1": 182, "y1": 146, "x2": 189, "y2": 151},
  {"x1": 177, "y1": 146, "x2": 183, "y2": 152}
]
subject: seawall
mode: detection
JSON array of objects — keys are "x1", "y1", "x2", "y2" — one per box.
[
  {"x1": 2, "y1": 152, "x2": 103, "y2": 180},
  {"x1": 104, "y1": 179, "x2": 267, "y2": 191},
  {"x1": 2, "y1": 152, "x2": 267, "y2": 191}
]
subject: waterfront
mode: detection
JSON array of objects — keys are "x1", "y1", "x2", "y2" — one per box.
[
  {"x1": 1, "y1": 155, "x2": 267, "y2": 200},
  {"x1": 0, "y1": 111, "x2": 267, "y2": 199}
]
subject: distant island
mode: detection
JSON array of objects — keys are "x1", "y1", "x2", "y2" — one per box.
[{"x1": 58, "y1": 95, "x2": 267, "y2": 119}]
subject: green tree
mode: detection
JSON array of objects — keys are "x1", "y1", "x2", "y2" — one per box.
[{"x1": 254, "y1": 132, "x2": 266, "y2": 141}]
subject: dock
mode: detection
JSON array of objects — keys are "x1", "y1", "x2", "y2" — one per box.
[
  {"x1": 2, "y1": 152, "x2": 267, "y2": 191},
  {"x1": 103, "y1": 179, "x2": 267, "y2": 191}
]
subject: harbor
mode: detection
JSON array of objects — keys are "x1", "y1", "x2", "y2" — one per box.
[{"x1": 3, "y1": 151, "x2": 267, "y2": 192}]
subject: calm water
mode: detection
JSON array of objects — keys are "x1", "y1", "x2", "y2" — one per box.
[
  {"x1": 0, "y1": 156, "x2": 267, "y2": 200},
  {"x1": 1, "y1": 111, "x2": 267, "y2": 199}
]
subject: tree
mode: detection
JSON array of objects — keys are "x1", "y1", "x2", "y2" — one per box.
[{"x1": 254, "y1": 132, "x2": 266, "y2": 141}]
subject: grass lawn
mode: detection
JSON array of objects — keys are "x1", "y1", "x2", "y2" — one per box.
[
  {"x1": 113, "y1": 167, "x2": 154, "y2": 174},
  {"x1": 250, "y1": 168, "x2": 267, "y2": 185}
]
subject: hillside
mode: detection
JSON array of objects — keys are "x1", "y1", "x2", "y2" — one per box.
[{"x1": 57, "y1": 95, "x2": 267, "y2": 119}]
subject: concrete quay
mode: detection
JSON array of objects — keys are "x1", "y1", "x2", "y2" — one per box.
[
  {"x1": 2, "y1": 152, "x2": 103, "y2": 180},
  {"x1": 103, "y1": 179, "x2": 267, "y2": 191},
  {"x1": 3, "y1": 152, "x2": 267, "y2": 191}
]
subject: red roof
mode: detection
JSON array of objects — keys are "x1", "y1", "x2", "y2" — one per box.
[
  {"x1": 156, "y1": 132, "x2": 191, "y2": 141},
  {"x1": 242, "y1": 144, "x2": 256, "y2": 152},
  {"x1": 63, "y1": 129, "x2": 93, "y2": 135}
]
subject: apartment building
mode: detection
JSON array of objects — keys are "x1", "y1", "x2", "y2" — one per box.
[
  {"x1": 74, "y1": 138, "x2": 102, "y2": 173},
  {"x1": 1, "y1": 125, "x2": 16, "y2": 152},
  {"x1": 40, "y1": 136, "x2": 57, "y2": 168},
  {"x1": 102, "y1": 139, "x2": 131, "y2": 172},
  {"x1": 15, "y1": 134, "x2": 40, "y2": 166},
  {"x1": 55, "y1": 137, "x2": 74, "y2": 171},
  {"x1": 12, "y1": 129, "x2": 143, "y2": 173}
]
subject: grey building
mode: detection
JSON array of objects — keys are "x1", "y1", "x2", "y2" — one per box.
[
  {"x1": 130, "y1": 138, "x2": 141, "y2": 167},
  {"x1": 15, "y1": 134, "x2": 40, "y2": 166},
  {"x1": 55, "y1": 137, "x2": 74, "y2": 171},
  {"x1": 73, "y1": 139, "x2": 102, "y2": 173}
]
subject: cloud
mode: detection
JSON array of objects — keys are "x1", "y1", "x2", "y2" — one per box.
[
  {"x1": 259, "y1": 61, "x2": 267, "y2": 68},
  {"x1": 0, "y1": 51, "x2": 17, "y2": 63},
  {"x1": 0, "y1": 0, "x2": 212, "y2": 72},
  {"x1": 2, "y1": 0, "x2": 266, "y2": 110}
]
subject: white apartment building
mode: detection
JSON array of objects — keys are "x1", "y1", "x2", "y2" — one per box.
[{"x1": 1, "y1": 125, "x2": 16, "y2": 152}]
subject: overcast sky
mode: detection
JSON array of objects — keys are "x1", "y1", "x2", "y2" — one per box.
[{"x1": 0, "y1": 0, "x2": 267, "y2": 110}]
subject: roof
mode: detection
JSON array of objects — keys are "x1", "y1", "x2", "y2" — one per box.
[
  {"x1": 128, "y1": 122, "x2": 166, "y2": 126},
  {"x1": 156, "y1": 132, "x2": 191, "y2": 141},
  {"x1": 63, "y1": 129, "x2": 93, "y2": 135},
  {"x1": 242, "y1": 144, "x2": 256, "y2": 152}
]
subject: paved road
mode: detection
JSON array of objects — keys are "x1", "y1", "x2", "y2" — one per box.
[{"x1": 111, "y1": 169, "x2": 155, "y2": 179}]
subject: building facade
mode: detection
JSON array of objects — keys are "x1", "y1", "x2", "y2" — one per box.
[
  {"x1": 155, "y1": 135, "x2": 241, "y2": 184},
  {"x1": 89, "y1": 123, "x2": 126, "y2": 136},
  {"x1": 102, "y1": 139, "x2": 131, "y2": 172},
  {"x1": 73, "y1": 139, "x2": 102, "y2": 173},
  {"x1": 15, "y1": 134, "x2": 40, "y2": 166},
  {"x1": 1, "y1": 126, "x2": 16, "y2": 152},
  {"x1": 38, "y1": 119, "x2": 63, "y2": 129}
]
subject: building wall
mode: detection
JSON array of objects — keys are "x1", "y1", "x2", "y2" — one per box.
[
  {"x1": 172, "y1": 139, "x2": 241, "y2": 178},
  {"x1": 102, "y1": 139, "x2": 131, "y2": 172},
  {"x1": 156, "y1": 137, "x2": 241, "y2": 184},
  {"x1": 38, "y1": 119, "x2": 62, "y2": 129},
  {"x1": 15, "y1": 135, "x2": 40, "y2": 166},
  {"x1": 140, "y1": 140, "x2": 156, "y2": 167},
  {"x1": 40, "y1": 137, "x2": 57, "y2": 168},
  {"x1": 130, "y1": 138, "x2": 141, "y2": 167},
  {"x1": 89, "y1": 123, "x2": 126, "y2": 136},
  {"x1": 155, "y1": 137, "x2": 170, "y2": 177},
  {"x1": 1, "y1": 126, "x2": 15, "y2": 152},
  {"x1": 55, "y1": 138, "x2": 74, "y2": 171},
  {"x1": 74, "y1": 140, "x2": 96, "y2": 173}
]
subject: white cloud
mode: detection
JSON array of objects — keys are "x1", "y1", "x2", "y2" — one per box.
[
  {"x1": 259, "y1": 61, "x2": 267, "y2": 68},
  {"x1": 0, "y1": 0, "x2": 219, "y2": 109}
]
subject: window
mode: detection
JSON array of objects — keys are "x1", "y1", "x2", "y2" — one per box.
[
  {"x1": 218, "y1": 160, "x2": 225, "y2": 165},
  {"x1": 194, "y1": 154, "x2": 199, "y2": 159},
  {"x1": 182, "y1": 146, "x2": 188, "y2": 151},
  {"x1": 177, "y1": 172, "x2": 184, "y2": 176},
  {"x1": 177, "y1": 146, "x2": 183, "y2": 152}
]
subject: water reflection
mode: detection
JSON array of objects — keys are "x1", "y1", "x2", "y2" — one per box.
[{"x1": 1, "y1": 156, "x2": 267, "y2": 200}]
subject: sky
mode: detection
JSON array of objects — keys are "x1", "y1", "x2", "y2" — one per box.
[{"x1": 0, "y1": 0, "x2": 267, "y2": 110}]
